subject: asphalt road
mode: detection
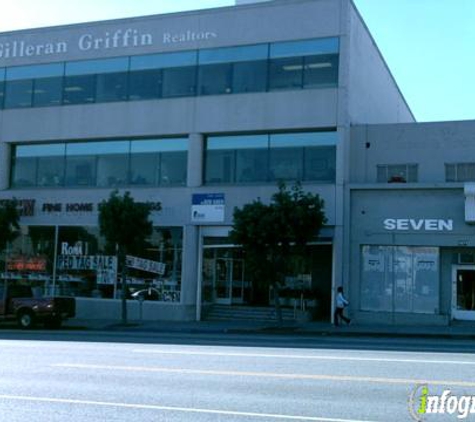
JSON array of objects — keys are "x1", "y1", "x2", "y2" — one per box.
[{"x1": 0, "y1": 331, "x2": 474, "y2": 421}]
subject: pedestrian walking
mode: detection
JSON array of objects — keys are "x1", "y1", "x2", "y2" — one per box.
[{"x1": 334, "y1": 286, "x2": 351, "y2": 326}]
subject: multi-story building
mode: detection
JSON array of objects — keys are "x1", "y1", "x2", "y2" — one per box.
[{"x1": 0, "y1": 0, "x2": 413, "y2": 322}]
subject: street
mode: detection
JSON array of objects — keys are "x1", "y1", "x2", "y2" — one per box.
[{"x1": 0, "y1": 331, "x2": 474, "y2": 421}]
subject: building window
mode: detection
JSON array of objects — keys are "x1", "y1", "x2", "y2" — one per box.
[
  {"x1": 11, "y1": 138, "x2": 188, "y2": 188},
  {"x1": 1, "y1": 37, "x2": 339, "y2": 109},
  {"x1": 130, "y1": 138, "x2": 187, "y2": 186},
  {"x1": 377, "y1": 164, "x2": 418, "y2": 183},
  {"x1": 361, "y1": 245, "x2": 439, "y2": 314},
  {"x1": 11, "y1": 143, "x2": 66, "y2": 187},
  {"x1": 2, "y1": 225, "x2": 183, "y2": 302},
  {"x1": 269, "y1": 38, "x2": 339, "y2": 91},
  {"x1": 445, "y1": 163, "x2": 475, "y2": 182},
  {"x1": 0, "y1": 67, "x2": 5, "y2": 108},
  {"x1": 205, "y1": 131, "x2": 337, "y2": 185},
  {"x1": 198, "y1": 45, "x2": 268, "y2": 95}
]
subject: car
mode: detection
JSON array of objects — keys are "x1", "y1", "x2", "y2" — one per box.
[{"x1": 131, "y1": 287, "x2": 161, "y2": 301}]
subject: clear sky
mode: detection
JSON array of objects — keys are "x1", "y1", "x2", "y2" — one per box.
[{"x1": 0, "y1": 0, "x2": 473, "y2": 123}]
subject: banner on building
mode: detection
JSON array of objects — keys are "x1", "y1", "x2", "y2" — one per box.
[{"x1": 125, "y1": 255, "x2": 166, "y2": 275}]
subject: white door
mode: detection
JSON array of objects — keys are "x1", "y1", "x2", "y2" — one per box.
[{"x1": 452, "y1": 265, "x2": 475, "y2": 321}]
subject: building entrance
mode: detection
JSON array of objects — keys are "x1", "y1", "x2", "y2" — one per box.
[
  {"x1": 202, "y1": 247, "x2": 250, "y2": 305},
  {"x1": 452, "y1": 266, "x2": 475, "y2": 321}
]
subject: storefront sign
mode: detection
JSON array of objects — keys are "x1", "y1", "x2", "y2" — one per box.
[
  {"x1": 0, "y1": 199, "x2": 35, "y2": 217},
  {"x1": 191, "y1": 193, "x2": 225, "y2": 223},
  {"x1": 7, "y1": 256, "x2": 47, "y2": 272},
  {"x1": 57, "y1": 255, "x2": 117, "y2": 271},
  {"x1": 61, "y1": 241, "x2": 89, "y2": 256},
  {"x1": 0, "y1": 28, "x2": 218, "y2": 61},
  {"x1": 383, "y1": 218, "x2": 453, "y2": 231},
  {"x1": 126, "y1": 255, "x2": 166, "y2": 275},
  {"x1": 42, "y1": 202, "x2": 94, "y2": 213}
]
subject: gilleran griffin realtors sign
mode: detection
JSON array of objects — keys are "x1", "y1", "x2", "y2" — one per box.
[
  {"x1": 383, "y1": 218, "x2": 453, "y2": 231},
  {"x1": 0, "y1": 28, "x2": 218, "y2": 60}
]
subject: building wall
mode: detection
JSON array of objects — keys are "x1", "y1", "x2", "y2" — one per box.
[
  {"x1": 348, "y1": 121, "x2": 475, "y2": 325},
  {"x1": 350, "y1": 121, "x2": 475, "y2": 184}
]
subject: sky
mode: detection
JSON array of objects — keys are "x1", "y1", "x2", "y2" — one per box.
[{"x1": 0, "y1": 0, "x2": 473, "y2": 123}]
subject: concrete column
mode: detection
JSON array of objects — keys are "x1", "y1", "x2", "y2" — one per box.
[
  {"x1": 187, "y1": 133, "x2": 204, "y2": 188},
  {"x1": 0, "y1": 143, "x2": 10, "y2": 190},
  {"x1": 181, "y1": 224, "x2": 199, "y2": 313}
]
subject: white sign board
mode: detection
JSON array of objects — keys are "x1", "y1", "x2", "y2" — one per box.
[
  {"x1": 57, "y1": 255, "x2": 117, "y2": 271},
  {"x1": 191, "y1": 193, "x2": 225, "y2": 223},
  {"x1": 383, "y1": 218, "x2": 453, "y2": 232},
  {"x1": 126, "y1": 255, "x2": 166, "y2": 275}
]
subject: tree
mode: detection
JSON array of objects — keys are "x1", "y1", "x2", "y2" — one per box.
[
  {"x1": 98, "y1": 191, "x2": 157, "y2": 324},
  {"x1": 0, "y1": 199, "x2": 20, "y2": 254},
  {"x1": 230, "y1": 182, "x2": 327, "y2": 325}
]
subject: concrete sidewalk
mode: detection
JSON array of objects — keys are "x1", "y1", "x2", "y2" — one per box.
[{"x1": 63, "y1": 318, "x2": 475, "y2": 339}]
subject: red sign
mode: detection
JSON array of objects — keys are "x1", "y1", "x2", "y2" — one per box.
[{"x1": 7, "y1": 256, "x2": 47, "y2": 272}]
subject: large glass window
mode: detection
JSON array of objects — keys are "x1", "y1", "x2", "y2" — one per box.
[
  {"x1": 198, "y1": 45, "x2": 267, "y2": 95},
  {"x1": 92, "y1": 141, "x2": 129, "y2": 187},
  {"x1": 269, "y1": 38, "x2": 339, "y2": 91},
  {"x1": 361, "y1": 246, "x2": 439, "y2": 314},
  {"x1": 11, "y1": 143, "x2": 65, "y2": 187},
  {"x1": 12, "y1": 137, "x2": 188, "y2": 189},
  {"x1": 1, "y1": 37, "x2": 338, "y2": 109},
  {"x1": 3, "y1": 225, "x2": 183, "y2": 302},
  {"x1": 64, "y1": 57, "x2": 129, "y2": 104},
  {"x1": 130, "y1": 51, "x2": 197, "y2": 99},
  {"x1": 205, "y1": 131, "x2": 337, "y2": 184},
  {"x1": 130, "y1": 138, "x2": 188, "y2": 186},
  {"x1": 0, "y1": 68, "x2": 6, "y2": 108},
  {"x1": 4, "y1": 75, "x2": 33, "y2": 109},
  {"x1": 65, "y1": 143, "x2": 97, "y2": 187},
  {"x1": 12, "y1": 146, "x2": 37, "y2": 187},
  {"x1": 269, "y1": 134, "x2": 304, "y2": 181},
  {"x1": 37, "y1": 144, "x2": 66, "y2": 187}
]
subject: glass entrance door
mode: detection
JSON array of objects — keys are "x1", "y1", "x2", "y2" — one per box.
[
  {"x1": 202, "y1": 247, "x2": 249, "y2": 305},
  {"x1": 452, "y1": 266, "x2": 475, "y2": 321}
]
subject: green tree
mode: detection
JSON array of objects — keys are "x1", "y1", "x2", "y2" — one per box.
[
  {"x1": 230, "y1": 182, "x2": 327, "y2": 324},
  {"x1": 0, "y1": 199, "x2": 20, "y2": 254},
  {"x1": 98, "y1": 191, "x2": 157, "y2": 324}
]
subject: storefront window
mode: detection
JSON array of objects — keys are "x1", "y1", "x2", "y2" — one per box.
[
  {"x1": 361, "y1": 246, "x2": 439, "y2": 314},
  {"x1": 2, "y1": 225, "x2": 183, "y2": 302}
]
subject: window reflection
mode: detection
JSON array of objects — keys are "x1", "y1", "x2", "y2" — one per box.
[
  {"x1": 205, "y1": 132, "x2": 337, "y2": 184},
  {"x1": 1, "y1": 37, "x2": 339, "y2": 109},
  {"x1": 12, "y1": 138, "x2": 187, "y2": 188}
]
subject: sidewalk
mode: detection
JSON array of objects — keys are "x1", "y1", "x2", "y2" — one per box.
[{"x1": 63, "y1": 318, "x2": 475, "y2": 339}]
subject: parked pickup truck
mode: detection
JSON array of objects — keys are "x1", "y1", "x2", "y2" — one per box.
[{"x1": 0, "y1": 282, "x2": 76, "y2": 329}]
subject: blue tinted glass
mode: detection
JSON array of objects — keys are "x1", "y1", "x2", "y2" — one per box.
[
  {"x1": 199, "y1": 45, "x2": 268, "y2": 65},
  {"x1": 6, "y1": 63, "x2": 64, "y2": 80},
  {"x1": 270, "y1": 37, "x2": 339, "y2": 58},
  {"x1": 67, "y1": 141, "x2": 129, "y2": 155},
  {"x1": 0, "y1": 68, "x2": 5, "y2": 81},
  {"x1": 130, "y1": 51, "x2": 197, "y2": 70},
  {"x1": 131, "y1": 138, "x2": 187, "y2": 153},
  {"x1": 16, "y1": 143, "x2": 65, "y2": 157},
  {"x1": 65, "y1": 57, "x2": 129, "y2": 76},
  {"x1": 270, "y1": 132, "x2": 337, "y2": 147},
  {"x1": 208, "y1": 135, "x2": 268, "y2": 150}
]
